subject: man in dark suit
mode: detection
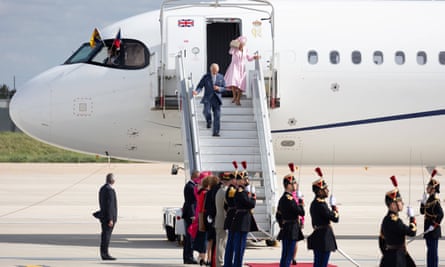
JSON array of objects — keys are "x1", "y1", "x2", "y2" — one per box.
[
  {"x1": 98, "y1": 173, "x2": 118, "y2": 260},
  {"x1": 182, "y1": 170, "x2": 200, "y2": 264},
  {"x1": 193, "y1": 63, "x2": 226, "y2": 137}
]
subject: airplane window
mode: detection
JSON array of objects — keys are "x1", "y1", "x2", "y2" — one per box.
[
  {"x1": 65, "y1": 43, "x2": 99, "y2": 64},
  {"x1": 417, "y1": 51, "x2": 427, "y2": 65},
  {"x1": 330, "y1": 51, "x2": 340, "y2": 64},
  {"x1": 308, "y1": 50, "x2": 318, "y2": 64},
  {"x1": 64, "y1": 39, "x2": 150, "y2": 69},
  {"x1": 373, "y1": 51, "x2": 383, "y2": 65},
  {"x1": 439, "y1": 52, "x2": 445, "y2": 65},
  {"x1": 351, "y1": 51, "x2": 361, "y2": 64},
  {"x1": 395, "y1": 51, "x2": 405, "y2": 65},
  {"x1": 124, "y1": 42, "x2": 146, "y2": 67}
]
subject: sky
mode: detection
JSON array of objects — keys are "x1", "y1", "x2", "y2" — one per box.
[{"x1": 0, "y1": 0, "x2": 162, "y2": 89}]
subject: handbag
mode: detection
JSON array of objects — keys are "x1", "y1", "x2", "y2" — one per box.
[
  {"x1": 188, "y1": 221, "x2": 198, "y2": 239},
  {"x1": 230, "y1": 39, "x2": 240, "y2": 49},
  {"x1": 92, "y1": 210, "x2": 102, "y2": 219}
]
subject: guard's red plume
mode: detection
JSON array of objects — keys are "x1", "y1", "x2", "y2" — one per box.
[
  {"x1": 232, "y1": 160, "x2": 238, "y2": 169},
  {"x1": 431, "y1": 169, "x2": 437, "y2": 178},
  {"x1": 390, "y1": 175, "x2": 398, "y2": 187},
  {"x1": 241, "y1": 161, "x2": 247, "y2": 170},
  {"x1": 288, "y1": 162, "x2": 295, "y2": 173},
  {"x1": 315, "y1": 167, "x2": 323, "y2": 177}
]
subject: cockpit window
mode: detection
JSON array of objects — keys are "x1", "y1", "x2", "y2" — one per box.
[
  {"x1": 65, "y1": 44, "x2": 97, "y2": 64},
  {"x1": 64, "y1": 39, "x2": 150, "y2": 69}
]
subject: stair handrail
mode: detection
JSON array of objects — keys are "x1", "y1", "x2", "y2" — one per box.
[
  {"x1": 176, "y1": 51, "x2": 201, "y2": 175},
  {"x1": 250, "y1": 57, "x2": 278, "y2": 238}
]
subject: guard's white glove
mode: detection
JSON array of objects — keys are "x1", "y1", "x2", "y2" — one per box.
[
  {"x1": 407, "y1": 206, "x2": 415, "y2": 218},
  {"x1": 245, "y1": 185, "x2": 251, "y2": 193},
  {"x1": 426, "y1": 225, "x2": 435, "y2": 233},
  {"x1": 250, "y1": 185, "x2": 256, "y2": 195},
  {"x1": 421, "y1": 192, "x2": 428, "y2": 205},
  {"x1": 329, "y1": 195, "x2": 336, "y2": 206},
  {"x1": 207, "y1": 215, "x2": 213, "y2": 224},
  {"x1": 297, "y1": 191, "x2": 303, "y2": 199}
]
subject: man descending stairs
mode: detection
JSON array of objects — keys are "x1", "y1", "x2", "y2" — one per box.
[
  {"x1": 178, "y1": 53, "x2": 278, "y2": 243},
  {"x1": 193, "y1": 95, "x2": 273, "y2": 241}
]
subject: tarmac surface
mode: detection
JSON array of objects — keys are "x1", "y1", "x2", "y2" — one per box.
[{"x1": 0, "y1": 163, "x2": 444, "y2": 267}]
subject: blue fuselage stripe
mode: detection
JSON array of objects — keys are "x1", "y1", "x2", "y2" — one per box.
[{"x1": 271, "y1": 109, "x2": 445, "y2": 133}]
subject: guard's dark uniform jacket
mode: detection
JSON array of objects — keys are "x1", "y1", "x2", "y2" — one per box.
[
  {"x1": 231, "y1": 185, "x2": 259, "y2": 232},
  {"x1": 379, "y1": 211, "x2": 416, "y2": 267},
  {"x1": 308, "y1": 197, "x2": 338, "y2": 251},
  {"x1": 276, "y1": 191, "x2": 305, "y2": 241},
  {"x1": 420, "y1": 194, "x2": 443, "y2": 239},
  {"x1": 224, "y1": 184, "x2": 237, "y2": 230}
]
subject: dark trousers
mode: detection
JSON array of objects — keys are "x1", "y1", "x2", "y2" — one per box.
[
  {"x1": 183, "y1": 218, "x2": 194, "y2": 262},
  {"x1": 426, "y1": 238, "x2": 439, "y2": 267},
  {"x1": 203, "y1": 101, "x2": 221, "y2": 135},
  {"x1": 232, "y1": 231, "x2": 248, "y2": 267},
  {"x1": 223, "y1": 231, "x2": 235, "y2": 267},
  {"x1": 100, "y1": 222, "x2": 114, "y2": 257},
  {"x1": 313, "y1": 250, "x2": 331, "y2": 267},
  {"x1": 280, "y1": 239, "x2": 297, "y2": 267}
]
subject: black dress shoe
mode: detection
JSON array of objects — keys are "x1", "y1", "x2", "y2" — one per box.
[
  {"x1": 184, "y1": 259, "x2": 198, "y2": 264},
  {"x1": 212, "y1": 133, "x2": 220, "y2": 137},
  {"x1": 102, "y1": 256, "x2": 116, "y2": 260},
  {"x1": 206, "y1": 122, "x2": 211, "y2": 128}
]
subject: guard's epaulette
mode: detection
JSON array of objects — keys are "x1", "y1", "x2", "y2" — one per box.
[
  {"x1": 390, "y1": 213, "x2": 398, "y2": 221},
  {"x1": 228, "y1": 187, "x2": 236, "y2": 198},
  {"x1": 287, "y1": 194, "x2": 294, "y2": 201}
]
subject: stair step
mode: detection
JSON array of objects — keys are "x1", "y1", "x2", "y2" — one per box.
[
  {"x1": 200, "y1": 162, "x2": 263, "y2": 173},
  {"x1": 200, "y1": 146, "x2": 260, "y2": 155},
  {"x1": 200, "y1": 154, "x2": 261, "y2": 164},
  {"x1": 198, "y1": 138, "x2": 259, "y2": 146},
  {"x1": 197, "y1": 121, "x2": 257, "y2": 131},
  {"x1": 197, "y1": 130, "x2": 259, "y2": 139}
]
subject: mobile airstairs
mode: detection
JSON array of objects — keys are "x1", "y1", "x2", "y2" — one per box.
[{"x1": 177, "y1": 53, "x2": 279, "y2": 243}]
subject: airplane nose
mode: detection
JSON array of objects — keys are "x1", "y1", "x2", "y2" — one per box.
[{"x1": 9, "y1": 77, "x2": 51, "y2": 140}]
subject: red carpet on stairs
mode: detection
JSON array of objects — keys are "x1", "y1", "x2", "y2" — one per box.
[{"x1": 246, "y1": 263, "x2": 337, "y2": 267}]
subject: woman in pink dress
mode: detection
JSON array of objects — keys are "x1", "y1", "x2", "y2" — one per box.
[{"x1": 224, "y1": 36, "x2": 259, "y2": 105}]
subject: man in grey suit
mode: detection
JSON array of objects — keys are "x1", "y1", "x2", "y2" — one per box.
[
  {"x1": 193, "y1": 63, "x2": 226, "y2": 137},
  {"x1": 98, "y1": 173, "x2": 118, "y2": 260}
]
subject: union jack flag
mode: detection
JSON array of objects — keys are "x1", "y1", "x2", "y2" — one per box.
[{"x1": 178, "y1": 19, "x2": 194, "y2": 27}]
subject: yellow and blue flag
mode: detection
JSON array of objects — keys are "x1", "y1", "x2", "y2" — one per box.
[{"x1": 89, "y1": 28, "x2": 102, "y2": 48}]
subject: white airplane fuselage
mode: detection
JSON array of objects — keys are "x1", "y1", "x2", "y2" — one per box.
[{"x1": 9, "y1": 1, "x2": 445, "y2": 165}]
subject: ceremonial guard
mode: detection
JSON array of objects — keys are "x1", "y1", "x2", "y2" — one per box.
[
  {"x1": 276, "y1": 166, "x2": 305, "y2": 267},
  {"x1": 379, "y1": 175, "x2": 416, "y2": 267},
  {"x1": 223, "y1": 161, "x2": 241, "y2": 267},
  {"x1": 420, "y1": 170, "x2": 443, "y2": 267},
  {"x1": 227, "y1": 161, "x2": 258, "y2": 267},
  {"x1": 307, "y1": 167, "x2": 339, "y2": 267}
]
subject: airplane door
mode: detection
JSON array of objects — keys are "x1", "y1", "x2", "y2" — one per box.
[{"x1": 166, "y1": 16, "x2": 206, "y2": 86}]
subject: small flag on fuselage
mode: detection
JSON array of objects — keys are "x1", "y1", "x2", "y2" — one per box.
[
  {"x1": 112, "y1": 28, "x2": 122, "y2": 50},
  {"x1": 89, "y1": 28, "x2": 102, "y2": 48}
]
